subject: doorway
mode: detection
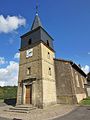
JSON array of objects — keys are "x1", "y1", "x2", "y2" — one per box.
[{"x1": 25, "y1": 85, "x2": 32, "y2": 104}]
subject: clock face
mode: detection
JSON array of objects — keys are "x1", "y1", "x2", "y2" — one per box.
[{"x1": 26, "y1": 48, "x2": 33, "y2": 58}]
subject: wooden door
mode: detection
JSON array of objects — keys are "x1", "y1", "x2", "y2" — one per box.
[{"x1": 25, "y1": 85, "x2": 32, "y2": 104}]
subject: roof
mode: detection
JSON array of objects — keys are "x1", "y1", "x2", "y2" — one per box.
[
  {"x1": 21, "y1": 13, "x2": 54, "y2": 40},
  {"x1": 31, "y1": 13, "x2": 43, "y2": 30},
  {"x1": 20, "y1": 13, "x2": 54, "y2": 51},
  {"x1": 54, "y1": 58, "x2": 87, "y2": 78},
  {"x1": 21, "y1": 26, "x2": 54, "y2": 40},
  {"x1": 20, "y1": 26, "x2": 54, "y2": 50}
]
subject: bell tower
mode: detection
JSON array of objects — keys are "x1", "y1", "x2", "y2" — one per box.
[{"x1": 17, "y1": 12, "x2": 57, "y2": 108}]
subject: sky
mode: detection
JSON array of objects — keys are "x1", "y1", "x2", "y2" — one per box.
[{"x1": 0, "y1": 0, "x2": 90, "y2": 86}]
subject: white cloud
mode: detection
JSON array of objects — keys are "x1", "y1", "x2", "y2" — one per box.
[
  {"x1": 14, "y1": 52, "x2": 20, "y2": 59},
  {"x1": 0, "y1": 15, "x2": 26, "y2": 33},
  {"x1": 82, "y1": 65, "x2": 90, "y2": 74},
  {"x1": 0, "y1": 61, "x2": 19, "y2": 86},
  {"x1": 0, "y1": 81, "x2": 5, "y2": 87},
  {"x1": 88, "y1": 52, "x2": 90, "y2": 55},
  {"x1": 0, "y1": 57, "x2": 6, "y2": 65}
]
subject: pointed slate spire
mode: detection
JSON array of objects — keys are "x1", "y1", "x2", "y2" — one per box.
[
  {"x1": 31, "y1": 13, "x2": 43, "y2": 30},
  {"x1": 31, "y1": 0, "x2": 43, "y2": 30}
]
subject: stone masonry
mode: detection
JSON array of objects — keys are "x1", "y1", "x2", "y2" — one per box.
[
  {"x1": 17, "y1": 13, "x2": 87, "y2": 108},
  {"x1": 54, "y1": 59, "x2": 87, "y2": 104}
]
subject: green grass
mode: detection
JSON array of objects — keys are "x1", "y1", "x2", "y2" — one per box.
[
  {"x1": 0, "y1": 86, "x2": 17, "y2": 100},
  {"x1": 80, "y1": 97, "x2": 90, "y2": 105}
]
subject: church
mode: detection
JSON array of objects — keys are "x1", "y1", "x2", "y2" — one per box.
[{"x1": 17, "y1": 12, "x2": 87, "y2": 108}]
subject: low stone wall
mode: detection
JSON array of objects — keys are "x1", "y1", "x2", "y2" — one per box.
[{"x1": 75, "y1": 93, "x2": 87, "y2": 103}]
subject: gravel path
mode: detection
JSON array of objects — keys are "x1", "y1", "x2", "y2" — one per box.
[{"x1": 0, "y1": 104, "x2": 76, "y2": 120}]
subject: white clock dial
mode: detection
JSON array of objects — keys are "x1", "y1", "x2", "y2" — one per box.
[{"x1": 26, "y1": 48, "x2": 33, "y2": 58}]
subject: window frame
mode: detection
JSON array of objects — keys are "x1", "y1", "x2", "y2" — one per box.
[{"x1": 27, "y1": 67, "x2": 31, "y2": 75}]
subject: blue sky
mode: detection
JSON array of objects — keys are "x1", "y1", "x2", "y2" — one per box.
[{"x1": 0, "y1": 0, "x2": 90, "y2": 86}]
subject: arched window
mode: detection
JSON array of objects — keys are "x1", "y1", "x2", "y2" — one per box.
[
  {"x1": 47, "y1": 40, "x2": 49, "y2": 46},
  {"x1": 27, "y1": 67, "x2": 31, "y2": 75}
]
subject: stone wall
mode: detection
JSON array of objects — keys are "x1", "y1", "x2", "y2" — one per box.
[
  {"x1": 41, "y1": 43, "x2": 57, "y2": 107},
  {"x1": 17, "y1": 42, "x2": 57, "y2": 108},
  {"x1": 54, "y1": 59, "x2": 87, "y2": 104},
  {"x1": 71, "y1": 66, "x2": 87, "y2": 102},
  {"x1": 17, "y1": 43, "x2": 43, "y2": 107},
  {"x1": 54, "y1": 60, "x2": 75, "y2": 104}
]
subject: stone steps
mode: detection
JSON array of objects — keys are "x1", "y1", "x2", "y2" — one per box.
[
  {"x1": 5, "y1": 104, "x2": 36, "y2": 113},
  {"x1": 15, "y1": 104, "x2": 34, "y2": 108}
]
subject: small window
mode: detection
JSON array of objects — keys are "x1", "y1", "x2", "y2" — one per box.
[
  {"x1": 48, "y1": 68, "x2": 51, "y2": 76},
  {"x1": 47, "y1": 40, "x2": 49, "y2": 46},
  {"x1": 27, "y1": 67, "x2": 31, "y2": 75},
  {"x1": 48, "y1": 52, "x2": 50, "y2": 59},
  {"x1": 28, "y1": 39, "x2": 32, "y2": 45}
]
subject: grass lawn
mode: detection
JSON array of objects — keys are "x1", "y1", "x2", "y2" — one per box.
[{"x1": 80, "y1": 97, "x2": 90, "y2": 105}]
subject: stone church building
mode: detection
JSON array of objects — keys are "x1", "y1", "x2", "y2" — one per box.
[{"x1": 17, "y1": 13, "x2": 87, "y2": 108}]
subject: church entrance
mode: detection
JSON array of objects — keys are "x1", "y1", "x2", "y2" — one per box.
[{"x1": 25, "y1": 85, "x2": 32, "y2": 104}]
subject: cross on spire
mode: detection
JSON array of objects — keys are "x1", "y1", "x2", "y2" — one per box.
[
  {"x1": 31, "y1": 0, "x2": 43, "y2": 30},
  {"x1": 36, "y1": 0, "x2": 38, "y2": 15}
]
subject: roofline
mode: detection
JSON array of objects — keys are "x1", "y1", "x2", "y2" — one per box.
[
  {"x1": 71, "y1": 63, "x2": 87, "y2": 77},
  {"x1": 20, "y1": 27, "x2": 40, "y2": 38},
  {"x1": 54, "y1": 58, "x2": 73, "y2": 63},
  {"x1": 31, "y1": 15, "x2": 37, "y2": 31},
  {"x1": 40, "y1": 27, "x2": 54, "y2": 40},
  {"x1": 20, "y1": 26, "x2": 54, "y2": 41},
  {"x1": 54, "y1": 58, "x2": 87, "y2": 77}
]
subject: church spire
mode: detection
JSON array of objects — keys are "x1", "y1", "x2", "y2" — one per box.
[
  {"x1": 31, "y1": 0, "x2": 43, "y2": 30},
  {"x1": 31, "y1": 14, "x2": 43, "y2": 30}
]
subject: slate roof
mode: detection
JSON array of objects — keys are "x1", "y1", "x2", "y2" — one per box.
[
  {"x1": 31, "y1": 13, "x2": 43, "y2": 30},
  {"x1": 20, "y1": 14, "x2": 54, "y2": 51}
]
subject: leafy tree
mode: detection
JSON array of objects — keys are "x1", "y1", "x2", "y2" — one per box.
[{"x1": 0, "y1": 86, "x2": 17, "y2": 100}]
